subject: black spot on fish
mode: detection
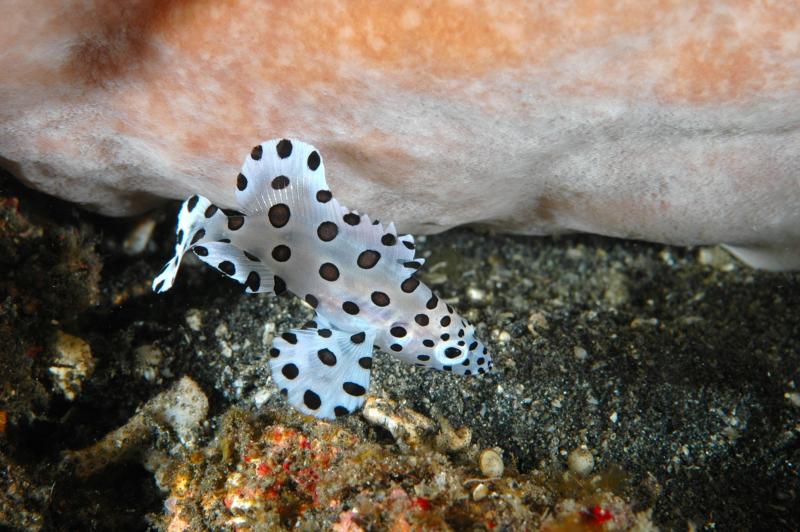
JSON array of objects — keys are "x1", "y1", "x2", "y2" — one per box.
[
  {"x1": 317, "y1": 348, "x2": 337, "y2": 366},
  {"x1": 276, "y1": 139, "x2": 292, "y2": 158},
  {"x1": 282, "y1": 363, "x2": 299, "y2": 379},
  {"x1": 343, "y1": 382, "x2": 366, "y2": 396},
  {"x1": 271, "y1": 175, "x2": 290, "y2": 189},
  {"x1": 272, "y1": 245, "x2": 291, "y2": 262},
  {"x1": 357, "y1": 250, "x2": 381, "y2": 269},
  {"x1": 268, "y1": 204, "x2": 290, "y2": 228},
  {"x1": 316, "y1": 190, "x2": 332, "y2": 203},
  {"x1": 303, "y1": 389, "x2": 321, "y2": 409},
  {"x1": 219, "y1": 261, "x2": 235, "y2": 276},
  {"x1": 308, "y1": 151, "x2": 321, "y2": 170}
]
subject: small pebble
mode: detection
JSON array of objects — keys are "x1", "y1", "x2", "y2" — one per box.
[
  {"x1": 472, "y1": 483, "x2": 489, "y2": 501},
  {"x1": 467, "y1": 287, "x2": 486, "y2": 302},
  {"x1": 133, "y1": 345, "x2": 163, "y2": 382},
  {"x1": 435, "y1": 418, "x2": 472, "y2": 453},
  {"x1": 573, "y1": 346, "x2": 588, "y2": 361},
  {"x1": 527, "y1": 312, "x2": 549, "y2": 336},
  {"x1": 697, "y1": 247, "x2": 735, "y2": 270},
  {"x1": 185, "y1": 309, "x2": 203, "y2": 331},
  {"x1": 214, "y1": 323, "x2": 229, "y2": 339},
  {"x1": 122, "y1": 218, "x2": 156, "y2": 255},
  {"x1": 479, "y1": 448, "x2": 504, "y2": 478},
  {"x1": 567, "y1": 446, "x2": 595, "y2": 476},
  {"x1": 602, "y1": 271, "x2": 629, "y2": 307},
  {"x1": 261, "y1": 322, "x2": 276, "y2": 348},
  {"x1": 49, "y1": 331, "x2": 95, "y2": 401},
  {"x1": 786, "y1": 392, "x2": 800, "y2": 408}
]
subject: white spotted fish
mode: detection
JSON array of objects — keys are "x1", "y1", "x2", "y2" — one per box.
[{"x1": 153, "y1": 139, "x2": 492, "y2": 419}]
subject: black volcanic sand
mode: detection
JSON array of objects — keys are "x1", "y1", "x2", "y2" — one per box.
[{"x1": 1, "y1": 170, "x2": 798, "y2": 530}]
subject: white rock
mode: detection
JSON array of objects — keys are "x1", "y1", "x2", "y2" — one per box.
[
  {"x1": 472, "y1": 483, "x2": 489, "y2": 501},
  {"x1": 573, "y1": 346, "x2": 588, "y2": 361},
  {"x1": 467, "y1": 287, "x2": 486, "y2": 302},
  {"x1": 185, "y1": 309, "x2": 203, "y2": 332},
  {"x1": 479, "y1": 448, "x2": 504, "y2": 478},
  {"x1": 133, "y1": 344, "x2": 163, "y2": 382},
  {"x1": 567, "y1": 446, "x2": 595, "y2": 476},
  {"x1": 786, "y1": 392, "x2": 800, "y2": 408},
  {"x1": 49, "y1": 331, "x2": 95, "y2": 401},
  {"x1": 122, "y1": 218, "x2": 156, "y2": 255},
  {"x1": 362, "y1": 397, "x2": 436, "y2": 447},
  {"x1": 65, "y1": 377, "x2": 208, "y2": 477}
]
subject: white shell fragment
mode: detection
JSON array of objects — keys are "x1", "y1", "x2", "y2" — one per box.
[
  {"x1": 479, "y1": 448, "x2": 504, "y2": 478},
  {"x1": 567, "y1": 446, "x2": 595, "y2": 477},
  {"x1": 49, "y1": 331, "x2": 95, "y2": 401}
]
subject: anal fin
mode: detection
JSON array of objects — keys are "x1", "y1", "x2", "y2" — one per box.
[{"x1": 269, "y1": 319, "x2": 375, "y2": 419}]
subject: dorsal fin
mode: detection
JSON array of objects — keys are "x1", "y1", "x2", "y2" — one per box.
[{"x1": 234, "y1": 138, "x2": 419, "y2": 263}]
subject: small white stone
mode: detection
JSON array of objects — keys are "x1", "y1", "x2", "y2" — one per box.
[
  {"x1": 697, "y1": 247, "x2": 735, "y2": 270},
  {"x1": 155, "y1": 377, "x2": 209, "y2": 445},
  {"x1": 467, "y1": 287, "x2": 486, "y2": 302},
  {"x1": 214, "y1": 323, "x2": 229, "y2": 339},
  {"x1": 122, "y1": 218, "x2": 156, "y2": 255},
  {"x1": 527, "y1": 312, "x2": 549, "y2": 336},
  {"x1": 251, "y1": 388, "x2": 273, "y2": 408},
  {"x1": 49, "y1": 331, "x2": 95, "y2": 401},
  {"x1": 786, "y1": 392, "x2": 800, "y2": 408},
  {"x1": 219, "y1": 342, "x2": 233, "y2": 358},
  {"x1": 261, "y1": 322, "x2": 276, "y2": 348},
  {"x1": 567, "y1": 446, "x2": 595, "y2": 476},
  {"x1": 573, "y1": 346, "x2": 588, "y2": 361},
  {"x1": 472, "y1": 483, "x2": 489, "y2": 501},
  {"x1": 610, "y1": 411, "x2": 619, "y2": 423},
  {"x1": 185, "y1": 309, "x2": 202, "y2": 331},
  {"x1": 133, "y1": 345, "x2": 163, "y2": 382},
  {"x1": 479, "y1": 448, "x2": 504, "y2": 478},
  {"x1": 497, "y1": 331, "x2": 511, "y2": 343}
]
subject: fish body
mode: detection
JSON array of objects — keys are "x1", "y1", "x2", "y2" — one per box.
[{"x1": 153, "y1": 139, "x2": 491, "y2": 419}]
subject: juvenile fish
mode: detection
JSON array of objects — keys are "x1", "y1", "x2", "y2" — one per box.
[{"x1": 153, "y1": 139, "x2": 492, "y2": 419}]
